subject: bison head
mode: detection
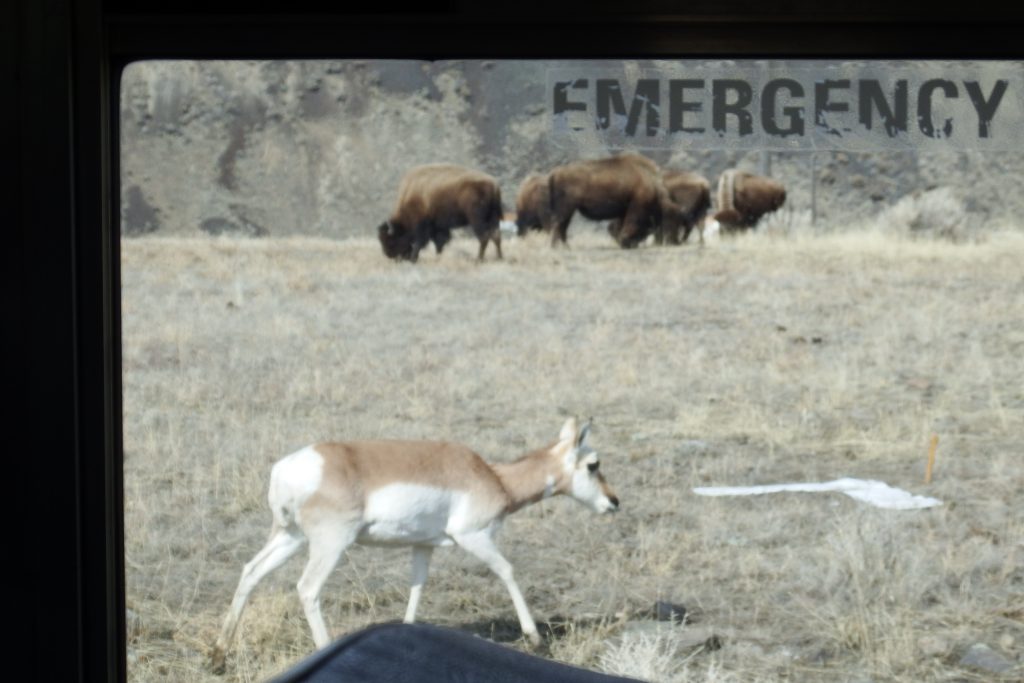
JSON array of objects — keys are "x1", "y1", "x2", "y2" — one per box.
[
  {"x1": 772, "y1": 187, "x2": 787, "y2": 211},
  {"x1": 716, "y1": 177, "x2": 787, "y2": 232},
  {"x1": 744, "y1": 183, "x2": 786, "y2": 226},
  {"x1": 377, "y1": 221, "x2": 414, "y2": 260},
  {"x1": 754, "y1": 178, "x2": 786, "y2": 215},
  {"x1": 516, "y1": 214, "x2": 545, "y2": 237}
]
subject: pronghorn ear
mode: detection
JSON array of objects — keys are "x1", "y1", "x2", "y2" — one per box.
[
  {"x1": 576, "y1": 420, "x2": 591, "y2": 448},
  {"x1": 559, "y1": 417, "x2": 579, "y2": 443}
]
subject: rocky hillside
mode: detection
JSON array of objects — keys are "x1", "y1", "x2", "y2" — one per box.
[{"x1": 120, "y1": 60, "x2": 1024, "y2": 240}]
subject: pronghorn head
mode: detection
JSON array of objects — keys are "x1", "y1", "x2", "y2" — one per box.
[{"x1": 557, "y1": 417, "x2": 620, "y2": 514}]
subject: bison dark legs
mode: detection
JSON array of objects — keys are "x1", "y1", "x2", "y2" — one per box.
[
  {"x1": 550, "y1": 215, "x2": 572, "y2": 247},
  {"x1": 607, "y1": 218, "x2": 623, "y2": 243},
  {"x1": 680, "y1": 204, "x2": 711, "y2": 242},
  {"x1": 658, "y1": 208, "x2": 683, "y2": 245},
  {"x1": 679, "y1": 219, "x2": 696, "y2": 244},
  {"x1": 608, "y1": 216, "x2": 652, "y2": 248},
  {"x1": 431, "y1": 226, "x2": 452, "y2": 254},
  {"x1": 614, "y1": 202, "x2": 656, "y2": 249},
  {"x1": 653, "y1": 226, "x2": 667, "y2": 246},
  {"x1": 468, "y1": 201, "x2": 502, "y2": 261},
  {"x1": 472, "y1": 226, "x2": 502, "y2": 261},
  {"x1": 409, "y1": 220, "x2": 436, "y2": 262},
  {"x1": 490, "y1": 229, "x2": 503, "y2": 260}
]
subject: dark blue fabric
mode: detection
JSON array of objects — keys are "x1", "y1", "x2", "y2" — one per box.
[{"x1": 268, "y1": 623, "x2": 644, "y2": 683}]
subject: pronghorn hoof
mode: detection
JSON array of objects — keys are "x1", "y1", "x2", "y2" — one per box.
[{"x1": 526, "y1": 631, "x2": 542, "y2": 647}]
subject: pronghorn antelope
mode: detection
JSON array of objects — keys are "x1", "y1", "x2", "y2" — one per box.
[{"x1": 210, "y1": 418, "x2": 619, "y2": 672}]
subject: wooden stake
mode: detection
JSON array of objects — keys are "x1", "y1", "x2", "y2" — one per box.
[{"x1": 925, "y1": 434, "x2": 939, "y2": 484}]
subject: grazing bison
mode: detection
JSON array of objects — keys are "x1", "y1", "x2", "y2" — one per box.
[
  {"x1": 609, "y1": 169, "x2": 711, "y2": 246},
  {"x1": 659, "y1": 171, "x2": 712, "y2": 244},
  {"x1": 713, "y1": 169, "x2": 786, "y2": 232},
  {"x1": 514, "y1": 173, "x2": 550, "y2": 236},
  {"x1": 377, "y1": 164, "x2": 503, "y2": 262},
  {"x1": 545, "y1": 152, "x2": 665, "y2": 248}
]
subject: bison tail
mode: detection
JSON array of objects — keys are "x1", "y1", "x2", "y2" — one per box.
[
  {"x1": 696, "y1": 186, "x2": 712, "y2": 222},
  {"x1": 491, "y1": 189, "x2": 504, "y2": 228},
  {"x1": 547, "y1": 172, "x2": 557, "y2": 213}
]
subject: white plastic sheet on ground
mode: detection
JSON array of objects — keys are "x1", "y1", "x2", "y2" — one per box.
[{"x1": 692, "y1": 477, "x2": 942, "y2": 510}]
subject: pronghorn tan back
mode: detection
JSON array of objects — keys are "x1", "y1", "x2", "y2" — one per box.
[{"x1": 311, "y1": 440, "x2": 509, "y2": 510}]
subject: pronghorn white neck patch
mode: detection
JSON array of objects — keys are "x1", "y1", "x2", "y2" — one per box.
[{"x1": 562, "y1": 445, "x2": 577, "y2": 469}]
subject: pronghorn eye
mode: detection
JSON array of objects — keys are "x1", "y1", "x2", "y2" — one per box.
[{"x1": 587, "y1": 460, "x2": 600, "y2": 473}]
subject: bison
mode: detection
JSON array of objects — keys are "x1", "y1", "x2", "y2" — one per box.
[
  {"x1": 377, "y1": 164, "x2": 503, "y2": 262},
  {"x1": 608, "y1": 169, "x2": 711, "y2": 246},
  {"x1": 543, "y1": 152, "x2": 665, "y2": 248},
  {"x1": 713, "y1": 169, "x2": 786, "y2": 232},
  {"x1": 659, "y1": 170, "x2": 712, "y2": 244},
  {"x1": 514, "y1": 173, "x2": 550, "y2": 236}
]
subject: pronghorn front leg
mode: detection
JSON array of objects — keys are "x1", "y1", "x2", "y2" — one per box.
[
  {"x1": 403, "y1": 545, "x2": 433, "y2": 623},
  {"x1": 453, "y1": 530, "x2": 541, "y2": 646}
]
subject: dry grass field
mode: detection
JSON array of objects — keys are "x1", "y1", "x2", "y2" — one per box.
[{"x1": 122, "y1": 228, "x2": 1024, "y2": 682}]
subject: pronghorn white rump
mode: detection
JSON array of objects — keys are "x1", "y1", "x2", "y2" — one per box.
[{"x1": 210, "y1": 417, "x2": 619, "y2": 673}]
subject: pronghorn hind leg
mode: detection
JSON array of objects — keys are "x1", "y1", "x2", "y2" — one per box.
[
  {"x1": 403, "y1": 545, "x2": 434, "y2": 623},
  {"x1": 211, "y1": 525, "x2": 305, "y2": 673},
  {"x1": 453, "y1": 530, "x2": 541, "y2": 646},
  {"x1": 295, "y1": 522, "x2": 359, "y2": 649}
]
